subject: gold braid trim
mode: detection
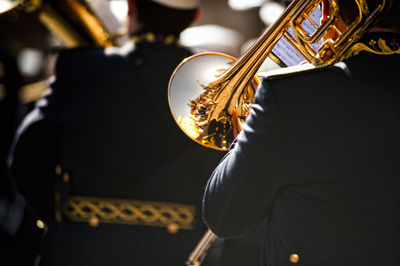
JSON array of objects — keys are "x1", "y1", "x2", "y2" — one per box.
[
  {"x1": 64, "y1": 196, "x2": 196, "y2": 230},
  {"x1": 344, "y1": 37, "x2": 400, "y2": 60}
]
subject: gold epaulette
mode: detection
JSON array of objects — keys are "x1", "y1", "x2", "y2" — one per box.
[{"x1": 63, "y1": 196, "x2": 196, "y2": 233}]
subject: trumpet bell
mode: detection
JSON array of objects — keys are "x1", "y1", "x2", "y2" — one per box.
[{"x1": 168, "y1": 52, "x2": 259, "y2": 151}]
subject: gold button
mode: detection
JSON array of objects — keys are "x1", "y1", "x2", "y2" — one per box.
[
  {"x1": 165, "y1": 35, "x2": 175, "y2": 44},
  {"x1": 62, "y1": 173, "x2": 70, "y2": 182},
  {"x1": 290, "y1": 254, "x2": 299, "y2": 264},
  {"x1": 145, "y1": 33, "x2": 155, "y2": 42},
  {"x1": 89, "y1": 216, "x2": 100, "y2": 227},
  {"x1": 36, "y1": 219, "x2": 45, "y2": 229},
  {"x1": 55, "y1": 165, "x2": 62, "y2": 175},
  {"x1": 167, "y1": 223, "x2": 179, "y2": 234}
]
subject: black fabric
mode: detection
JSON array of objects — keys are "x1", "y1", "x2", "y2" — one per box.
[
  {"x1": 0, "y1": 45, "x2": 44, "y2": 266},
  {"x1": 9, "y1": 40, "x2": 225, "y2": 266},
  {"x1": 203, "y1": 48, "x2": 400, "y2": 265},
  {"x1": 0, "y1": 45, "x2": 20, "y2": 203}
]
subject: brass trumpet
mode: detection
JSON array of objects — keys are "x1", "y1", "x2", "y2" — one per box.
[
  {"x1": 168, "y1": 0, "x2": 389, "y2": 151},
  {"x1": 169, "y1": 0, "x2": 390, "y2": 264}
]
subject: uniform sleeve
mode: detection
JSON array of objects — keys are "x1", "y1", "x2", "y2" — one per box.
[{"x1": 202, "y1": 80, "x2": 282, "y2": 238}]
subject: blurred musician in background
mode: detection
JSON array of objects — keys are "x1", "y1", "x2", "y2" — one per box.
[
  {"x1": 0, "y1": 43, "x2": 23, "y2": 239},
  {"x1": 8, "y1": 0, "x2": 225, "y2": 265},
  {"x1": 0, "y1": 43, "x2": 37, "y2": 266},
  {"x1": 203, "y1": 0, "x2": 400, "y2": 265},
  {"x1": 0, "y1": 15, "x2": 48, "y2": 264}
]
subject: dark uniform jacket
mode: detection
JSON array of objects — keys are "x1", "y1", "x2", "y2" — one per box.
[
  {"x1": 0, "y1": 45, "x2": 22, "y2": 236},
  {"x1": 9, "y1": 35, "x2": 224, "y2": 266},
  {"x1": 203, "y1": 33, "x2": 400, "y2": 266}
]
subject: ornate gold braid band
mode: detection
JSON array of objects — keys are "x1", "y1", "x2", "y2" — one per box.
[
  {"x1": 64, "y1": 196, "x2": 196, "y2": 230},
  {"x1": 344, "y1": 37, "x2": 400, "y2": 60}
]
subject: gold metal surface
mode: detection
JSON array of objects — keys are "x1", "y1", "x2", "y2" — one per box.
[
  {"x1": 167, "y1": 223, "x2": 180, "y2": 234},
  {"x1": 88, "y1": 216, "x2": 100, "y2": 227},
  {"x1": 317, "y1": 0, "x2": 389, "y2": 64},
  {"x1": 169, "y1": 53, "x2": 259, "y2": 151},
  {"x1": 169, "y1": 0, "x2": 389, "y2": 151},
  {"x1": 38, "y1": 4, "x2": 87, "y2": 47},
  {"x1": 3, "y1": 0, "x2": 123, "y2": 48},
  {"x1": 290, "y1": 253, "x2": 300, "y2": 264},
  {"x1": 186, "y1": 229, "x2": 217, "y2": 266},
  {"x1": 63, "y1": 0, "x2": 112, "y2": 47}
]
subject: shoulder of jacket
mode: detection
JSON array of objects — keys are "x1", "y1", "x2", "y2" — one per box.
[
  {"x1": 56, "y1": 46, "x2": 102, "y2": 58},
  {"x1": 258, "y1": 62, "x2": 334, "y2": 81},
  {"x1": 56, "y1": 42, "x2": 135, "y2": 62},
  {"x1": 55, "y1": 47, "x2": 103, "y2": 69}
]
